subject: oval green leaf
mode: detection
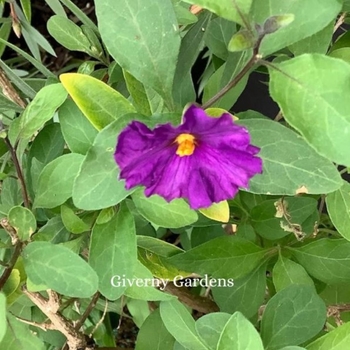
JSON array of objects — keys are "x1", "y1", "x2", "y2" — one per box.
[
  {"x1": 261, "y1": 285, "x2": 327, "y2": 349},
  {"x1": 132, "y1": 190, "x2": 198, "y2": 229},
  {"x1": 269, "y1": 54, "x2": 350, "y2": 166},
  {"x1": 94, "y1": 0, "x2": 180, "y2": 107},
  {"x1": 8, "y1": 206, "x2": 37, "y2": 240},
  {"x1": 35, "y1": 153, "x2": 85, "y2": 209},
  {"x1": 90, "y1": 203, "x2": 137, "y2": 300},
  {"x1": 288, "y1": 239, "x2": 350, "y2": 284},
  {"x1": 326, "y1": 181, "x2": 350, "y2": 241},
  {"x1": 60, "y1": 73, "x2": 135, "y2": 130},
  {"x1": 23, "y1": 241, "x2": 98, "y2": 297},
  {"x1": 169, "y1": 236, "x2": 270, "y2": 279},
  {"x1": 240, "y1": 119, "x2": 342, "y2": 195}
]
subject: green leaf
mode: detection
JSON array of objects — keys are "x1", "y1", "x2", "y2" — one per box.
[
  {"x1": 47, "y1": 15, "x2": 91, "y2": 52},
  {"x1": 172, "y1": 12, "x2": 211, "y2": 107},
  {"x1": 123, "y1": 71, "x2": 152, "y2": 116},
  {"x1": 20, "y1": 0, "x2": 32, "y2": 22},
  {"x1": 217, "y1": 312, "x2": 264, "y2": 350},
  {"x1": 0, "y1": 22, "x2": 12, "y2": 57},
  {"x1": 212, "y1": 264, "x2": 266, "y2": 318},
  {"x1": 123, "y1": 261, "x2": 174, "y2": 301},
  {"x1": 251, "y1": 0, "x2": 341, "y2": 56},
  {"x1": 23, "y1": 241, "x2": 98, "y2": 297},
  {"x1": 132, "y1": 190, "x2": 198, "y2": 228},
  {"x1": 269, "y1": 54, "x2": 350, "y2": 166},
  {"x1": 273, "y1": 255, "x2": 315, "y2": 292},
  {"x1": 28, "y1": 123, "x2": 65, "y2": 165},
  {"x1": 45, "y1": 0, "x2": 67, "y2": 17},
  {"x1": 36, "y1": 216, "x2": 70, "y2": 244},
  {"x1": 58, "y1": 100, "x2": 98, "y2": 154},
  {"x1": 18, "y1": 83, "x2": 67, "y2": 140},
  {"x1": 135, "y1": 309, "x2": 175, "y2": 350},
  {"x1": 89, "y1": 203, "x2": 137, "y2": 300},
  {"x1": 195, "y1": 313, "x2": 231, "y2": 349},
  {"x1": 169, "y1": 236, "x2": 270, "y2": 279},
  {"x1": 173, "y1": 1, "x2": 198, "y2": 26},
  {"x1": 61, "y1": 205, "x2": 90, "y2": 234},
  {"x1": 137, "y1": 235, "x2": 187, "y2": 280},
  {"x1": 0, "y1": 313, "x2": 45, "y2": 350},
  {"x1": 34, "y1": 153, "x2": 85, "y2": 208},
  {"x1": 184, "y1": 0, "x2": 252, "y2": 26},
  {"x1": 60, "y1": 73, "x2": 135, "y2": 130},
  {"x1": 0, "y1": 60, "x2": 36, "y2": 98},
  {"x1": 59, "y1": 0, "x2": 99, "y2": 33},
  {"x1": 289, "y1": 22, "x2": 334, "y2": 56},
  {"x1": 95, "y1": 0, "x2": 180, "y2": 108},
  {"x1": 205, "y1": 17, "x2": 236, "y2": 60},
  {"x1": 288, "y1": 239, "x2": 350, "y2": 284},
  {"x1": 261, "y1": 285, "x2": 327, "y2": 350},
  {"x1": 8, "y1": 206, "x2": 36, "y2": 241},
  {"x1": 160, "y1": 299, "x2": 209, "y2": 350},
  {"x1": 72, "y1": 119, "x2": 133, "y2": 210},
  {"x1": 326, "y1": 181, "x2": 350, "y2": 241},
  {"x1": 240, "y1": 119, "x2": 342, "y2": 195},
  {"x1": 2, "y1": 269, "x2": 20, "y2": 300},
  {"x1": 0, "y1": 38, "x2": 55, "y2": 78},
  {"x1": 0, "y1": 293, "x2": 6, "y2": 343},
  {"x1": 0, "y1": 93, "x2": 23, "y2": 112},
  {"x1": 228, "y1": 30, "x2": 255, "y2": 52},
  {"x1": 1, "y1": 177, "x2": 22, "y2": 208},
  {"x1": 306, "y1": 321, "x2": 350, "y2": 350},
  {"x1": 329, "y1": 47, "x2": 350, "y2": 64}
]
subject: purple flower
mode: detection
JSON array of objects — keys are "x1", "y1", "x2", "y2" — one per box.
[{"x1": 114, "y1": 105, "x2": 262, "y2": 209}]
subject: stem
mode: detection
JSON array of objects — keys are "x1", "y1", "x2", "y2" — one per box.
[
  {"x1": 202, "y1": 35, "x2": 264, "y2": 110},
  {"x1": 3, "y1": 137, "x2": 30, "y2": 208},
  {"x1": 334, "y1": 12, "x2": 346, "y2": 34}
]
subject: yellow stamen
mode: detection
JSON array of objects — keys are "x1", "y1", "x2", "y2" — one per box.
[{"x1": 175, "y1": 133, "x2": 196, "y2": 157}]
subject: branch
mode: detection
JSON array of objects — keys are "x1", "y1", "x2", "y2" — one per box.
[
  {"x1": 202, "y1": 35, "x2": 264, "y2": 109},
  {"x1": 22, "y1": 285, "x2": 92, "y2": 350},
  {"x1": 75, "y1": 292, "x2": 100, "y2": 331},
  {"x1": 163, "y1": 282, "x2": 219, "y2": 313},
  {"x1": 3, "y1": 137, "x2": 30, "y2": 208}
]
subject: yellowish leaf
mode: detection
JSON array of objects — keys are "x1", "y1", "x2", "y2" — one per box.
[{"x1": 199, "y1": 200, "x2": 230, "y2": 223}]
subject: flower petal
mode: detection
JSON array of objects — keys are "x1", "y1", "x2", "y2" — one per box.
[{"x1": 114, "y1": 105, "x2": 263, "y2": 210}]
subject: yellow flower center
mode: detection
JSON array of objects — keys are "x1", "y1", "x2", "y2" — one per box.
[{"x1": 175, "y1": 133, "x2": 196, "y2": 157}]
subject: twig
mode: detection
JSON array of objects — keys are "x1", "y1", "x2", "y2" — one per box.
[
  {"x1": 274, "y1": 110, "x2": 283, "y2": 121},
  {"x1": 318, "y1": 194, "x2": 326, "y2": 216},
  {"x1": 202, "y1": 36, "x2": 264, "y2": 109},
  {"x1": 118, "y1": 295, "x2": 126, "y2": 330},
  {"x1": 89, "y1": 298, "x2": 108, "y2": 337},
  {"x1": 3, "y1": 137, "x2": 30, "y2": 208},
  {"x1": 163, "y1": 282, "x2": 219, "y2": 313},
  {"x1": 15, "y1": 315, "x2": 55, "y2": 331},
  {"x1": 75, "y1": 292, "x2": 100, "y2": 331},
  {"x1": 0, "y1": 67, "x2": 26, "y2": 108},
  {"x1": 62, "y1": 292, "x2": 101, "y2": 350},
  {"x1": 334, "y1": 12, "x2": 347, "y2": 34}
]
